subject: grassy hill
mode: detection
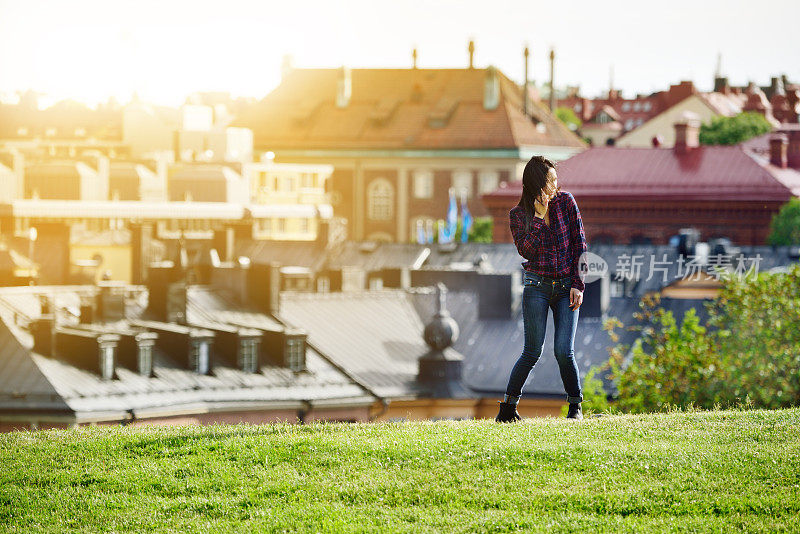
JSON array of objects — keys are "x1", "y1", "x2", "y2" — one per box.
[{"x1": 2, "y1": 408, "x2": 799, "y2": 533}]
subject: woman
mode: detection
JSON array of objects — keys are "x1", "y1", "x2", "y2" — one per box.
[{"x1": 495, "y1": 155, "x2": 588, "y2": 422}]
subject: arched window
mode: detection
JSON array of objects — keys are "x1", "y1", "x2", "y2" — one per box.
[{"x1": 367, "y1": 178, "x2": 394, "y2": 220}]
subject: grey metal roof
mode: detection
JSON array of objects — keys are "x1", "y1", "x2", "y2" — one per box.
[
  {"x1": 0, "y1": 285, "x2": 374, "y2": 420},
  {"x1": 235, "y1": 240, "x2": 328, "y2": 272},
  {"x1": 278, "y1": 289, "x2": 451, "y2": 399},
  {"x1": 325, "y1": 242, "x2": 431, "y2": 271}
]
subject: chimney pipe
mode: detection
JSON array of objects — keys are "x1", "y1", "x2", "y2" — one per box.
[
  {"x1": 412, "y1": 47, "x2": 418, "y2": 69},
  {"x1": 523, "y1": 45, "x2": 530, "y2": 117},
  {"x1": 787, "y1": 130, "x2": 800, "y2": 169},
  {"x1": 548, "y1": 47, "x2": 556, "y2": 112},
  {"x1": 468, "y1": 39, "x2": 475, "y2": 69},
  {"x1": 673, "y1": 114, "x2": 700, "y2": 155},
  {"x1": 336, "y1": 66, "x2": 351, "y2": 108},
  {"x1": 769, "y1": 134, "x2": 788, "y2": 168},
  {"x1": 484, "y1": 65, "x2": 500, "y2": 111}
]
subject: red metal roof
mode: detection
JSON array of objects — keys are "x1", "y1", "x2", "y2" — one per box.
[{"x1": 485, "y1": 145, "x2": 796, "y2": 201}]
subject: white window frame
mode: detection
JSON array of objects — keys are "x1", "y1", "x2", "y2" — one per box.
[
  {"x1": 367, "y1": 178, "x2": 394, "y2": 220},
  {"x1": 413, "y1": 170, "x2": 434, "y2": 199}
]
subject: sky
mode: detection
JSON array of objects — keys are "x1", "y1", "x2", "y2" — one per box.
[{"x1": 1, "y1": 0, "x2": 798, "y2": 107}]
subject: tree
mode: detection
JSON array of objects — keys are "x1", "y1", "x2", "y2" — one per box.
[
  {"x1": 603, "y1": 294, "x2": 718, "y2": 413},
  {"x1": 698, "y1": 111, "x2": 772, "y2": 145},
  {"x1": 602, "y1": 263, "x2": 800, "y2": 412},
  {"x1": 421, "y1": 217, "x2": 493, "y2": 244},
  {"x1": 467, "y1": 217, "x2": 493, "y2": 243},
  {"x1": 555, "y1": 107, "x2": 582, "y2": 132},
  {"x1": 767, "y1": 197, "x2": 800, "y2": 246}
]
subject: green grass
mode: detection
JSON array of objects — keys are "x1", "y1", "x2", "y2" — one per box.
[{"x1": 1, "y1": 408, "x2": 799, "y2": 533}]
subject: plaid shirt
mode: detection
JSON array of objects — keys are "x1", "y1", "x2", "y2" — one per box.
[{"x1": 509, "y1": 191, "x2": 588, "y2": 292}]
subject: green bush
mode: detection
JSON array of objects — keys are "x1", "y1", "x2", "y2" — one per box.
[
  {"x1": 767, "y1": 197, "x2": 800, "y2": 246},
  {"x1": 603, "y1": 263, "x2": 800, "y2": 412},
  {"x1": 699, "y1": 111, "x2": 772, "y2": 145}
]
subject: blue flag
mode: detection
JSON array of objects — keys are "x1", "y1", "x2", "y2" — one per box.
[
  {"x1": 416, "y1": 220, "x2": 426, "y2": 244},
  {"x1": 460, "y1": 192, "x2": 473, "y2": 243},
  {"x1": 445, "y1": 188, "x2": 458, "y2": 243}
]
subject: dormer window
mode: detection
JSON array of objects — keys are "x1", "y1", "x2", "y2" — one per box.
[
  {"x1": 100, "y1": 345, "x2": 115, "y2": 380},
  {"x1": 286, "y1": 338, "x2": 304, "y2": 372},
  {"x1": 239, "y1": 339, "x2": 259, "y2": 373},
  {"x1": 191, "y1": 341, "x2": 210, "y2": 374},
  {"x1": 138, "y1": 344, "x2": 153, "y2": 377}
]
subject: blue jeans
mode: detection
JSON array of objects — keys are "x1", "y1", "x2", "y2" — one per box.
[{"x1": 504, "y1": 270, "x2": 583, "y2": 404}]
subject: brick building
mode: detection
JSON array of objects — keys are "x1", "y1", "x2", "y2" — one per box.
[
  {"x1": 237, "y1": 46, "x2": 587, "y2": 242},
  {"x1": 483, "y1": 118, "x2": 800, "y2": 246}
]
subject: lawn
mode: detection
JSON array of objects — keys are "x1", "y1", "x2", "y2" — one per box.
[{"x1": 1, "y1": 408, "x2": 799, "y2": 533}]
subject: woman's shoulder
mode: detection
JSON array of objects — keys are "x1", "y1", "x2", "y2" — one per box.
[
  {"x1": 557, "y1": 190, "x2": 577, "y2": 206},
  {"x1": 508, "y1": 205, "x2": 524, "y2": 216}
]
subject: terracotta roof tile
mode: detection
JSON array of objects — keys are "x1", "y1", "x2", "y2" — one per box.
[{"x1": 237, "y1": 68, "x2": 585, "y2": 151}]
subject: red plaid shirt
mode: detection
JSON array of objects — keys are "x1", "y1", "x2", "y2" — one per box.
[{"x1": 509, "y1": 191, "x2": 588, "y2": 292}]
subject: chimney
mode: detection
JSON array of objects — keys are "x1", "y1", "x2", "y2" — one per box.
[
  {"x1": 677, "y1": 228, "x2": 701, "y2": 256},
  {"x1": 130, "y1": 222, "x2": 154, "y2": 285},
  {"x1": 212, "y1": 227, "x2": 235, "y2": 262},
  {"x1": 146, "y1": 263, "x2": 187, "y2": 323},
  {"x1": 522, "y1": 45, "x2": 530, "y2": 117},
  {"x1": 673, "y1": 113, "x2": 700, "y2": 155},
  {"x1": 468, "y1": 39, "x2": 475, "y2": 69},
  {"x1": 247, "y1": 262, "x2": 281, "y2": 314},
  {"x1": 548, "y1": 47, "x2": 556, "y2": 112},
  {"x1": 55, "y1": 328, "x2": 120, "y2": 380},
  {"x1": 787, "y1": 129, "x2": 800, "y2": 169},
  {"x1": 484, "y1": 66, "x2": 500, "y2": 111},
  {"x1": 115, "y1": 330, "x2": 158, "y2": 377},
  {"x1": 579, "y1": 272, "x2": 610, "y2": 319},
  {"x1": 412, "y1": 47, "x2": 418, "y2": 69},
  {"x1": 714, "y1": 76, "x2": 730, "y2": 94},
  {"x1": 79, "y1": 294, "x2": 95, "y2": 324},
  {"x1": 316, "y1": 218, "x2": 330, "y2": 250},
  {"x1": 770, "y1": 134, "x2": 788, "y2": 168},
  {"x1": 191, "y1": 322, "x2": 262, "y2": 373},
  {"x1": 31, "y1": 315, "x2": 56, "y2": 357},
  {"x1": 319, "y1": 266, "x2": 365, "y2": 292},
  {"x1": 336, "y1": 66, "x2": 351, "y2": 108},
  {"x1": 477, "y1": 271, "x2": 520, "y2": 319},
  {"x1": 133, "y1": 320, "x2": 214, "y2": 374},
  {"x1": 260, "y1": 325, "x2": 307, "y2": 372},
  {"x1": 96, "y1": 281, "x2": 126, "y2": 322}
]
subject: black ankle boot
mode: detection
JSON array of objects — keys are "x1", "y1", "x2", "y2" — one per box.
[
  {"x1": 495, "y1": 401, "x2": 522, "y2": 423},
  {"x1": 566, "y1": 403, "x2": 583, "y2": 420}
]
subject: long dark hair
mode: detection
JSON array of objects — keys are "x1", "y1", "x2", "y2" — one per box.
[{"x1": 516, "y1": 155, "x2": 561, "y2": 231}]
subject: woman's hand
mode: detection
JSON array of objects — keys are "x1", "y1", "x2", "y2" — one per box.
[
  {"x1": 534, "y1": 197, "x2": 549, "y2": 219},
  {"x1": 569, "y1": 288, "x2": 583, "y2": 310}
]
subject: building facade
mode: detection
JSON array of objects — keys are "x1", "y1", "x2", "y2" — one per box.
[{"x1": 237, "y1": 53, "x2": 588, "y2": 242}]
